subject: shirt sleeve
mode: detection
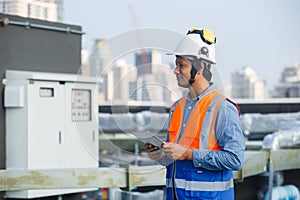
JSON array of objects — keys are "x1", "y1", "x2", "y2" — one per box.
[{"x1": 192, "y1": 100, "x2": 245, "y2": 171}]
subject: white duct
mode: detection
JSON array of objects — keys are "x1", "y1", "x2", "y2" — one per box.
[
  {"x1": 242, "y1": 112, "x2": 300, "y2": 134},
  {"x1": 262, "y1": 128, "x2": 300, "y2": 150},
  {"x1": 99, "y1": 111, "x2": 169, "y2": 133}
]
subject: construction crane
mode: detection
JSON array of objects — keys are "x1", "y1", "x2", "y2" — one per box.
[{"x1": 128, "y1": 4, "x2": 149, "y2": 71}]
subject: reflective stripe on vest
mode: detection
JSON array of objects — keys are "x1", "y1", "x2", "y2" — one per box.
[
  {"x1": 168, "y1": 90, "x2": 224, "y2": 150},
  {"x1": 166, "y1": 178, "x2": 234, "y2": 191}
]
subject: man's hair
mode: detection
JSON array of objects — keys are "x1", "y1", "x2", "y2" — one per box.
[
  {"x1": 191, "y1": 59, "x2": 212, "y2": 82},
  {"x1": 180, "y1": 56, "x2": 213, "y2": 84},
  {"x1": 202, "y1": 61, "x2": 212, "y2": 82}
]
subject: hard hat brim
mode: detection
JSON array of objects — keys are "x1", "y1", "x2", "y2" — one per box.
[{"x1": 166, "y1": 51, "x2": 216, "y2": 64}]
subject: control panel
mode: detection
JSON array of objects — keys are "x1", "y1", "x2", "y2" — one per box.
[{"x1": 4, "y1": 70, "x2": 99, "y2": 199}]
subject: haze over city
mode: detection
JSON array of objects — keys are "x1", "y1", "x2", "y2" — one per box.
[{"x1": 63, "y1": 0, "x2": 300, "y2": 90}]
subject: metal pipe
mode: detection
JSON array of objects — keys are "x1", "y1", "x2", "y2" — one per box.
[
  {"x1": 1, "y1": 17, "x2": 85, "y2": 35},
  {"x1": 134, "y1": 143, "x2": 139, "y2": 166},
  {"x1": 267, "y1": 159, "x2": 274, "y2": 200}
]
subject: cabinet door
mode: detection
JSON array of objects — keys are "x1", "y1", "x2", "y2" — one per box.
[
  {"x1": 27, "y1": 80, "x2": 65, "y2": 169},
  {"x1": 64, "y1": 82, "x2": 99, "y2": 168}
]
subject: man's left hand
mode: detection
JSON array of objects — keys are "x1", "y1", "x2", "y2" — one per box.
[{"x1": 161, "y1": 142, "x2": 193, "y2": 160}]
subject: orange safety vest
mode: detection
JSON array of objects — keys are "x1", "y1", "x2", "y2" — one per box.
[
  {"x1": 168, "y1": 90, "x2": 225, "y2": 151},
  {"x1": 166, "y1": 90, "x2": 237, "y2": 200}
]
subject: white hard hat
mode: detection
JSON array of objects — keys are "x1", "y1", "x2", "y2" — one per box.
[{"x1": 168, "y1": 28, "x2": 217, "y2": 64}]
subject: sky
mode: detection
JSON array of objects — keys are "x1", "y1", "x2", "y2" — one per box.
[{"x1": 63, "y1": 0, "x2": 300, "y2": 90}]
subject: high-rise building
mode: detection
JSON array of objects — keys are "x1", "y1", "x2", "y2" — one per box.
[
  {"x1": 281, "y1": 64, "x2": 300, "y2": 83},
  {"x1": 274, "y1": 64, "x2": 300, "y2": 98},
  {"x1": 108, "y1": 59, "x2": 136, "y2": 102},
  {"x1": 89, "y1": 39, "x2": 113, "y2": 77},
  {"x1": 0, "y1": 0, "x2": 63, "y2": 22},
  {"x1": 54, "y1": 0, "x2": 63, "y2": 21},
  {"x1": 89, "y1": 46, "x2": 184, "y2": 104},
  {"x1": 133, "y1": 50, "x2": 183, "y2": 104},
  {"x1": 135, "y1": 50, "x2": 161, "y2": 76},
  {"x1": 80, "y1": 49, "x2": 90, "y2": 76},
  {"x1": 89, "y1": 39, "x2": 114, "y2": 101},
  {"x1": 231, "y1": 66, "x2": 266, "y2": 100}
]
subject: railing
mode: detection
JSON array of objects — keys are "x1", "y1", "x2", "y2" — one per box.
[
  {"x1": 0, "y1": 17, "x2": 84, "y2": 35},
  {"x1": 1, "y1": 149, "x2": 300, "y2": 191}
]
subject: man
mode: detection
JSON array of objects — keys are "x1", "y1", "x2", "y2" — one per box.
[{"x1": 145, "y1": 28, "x2": 245, "y2": 200}]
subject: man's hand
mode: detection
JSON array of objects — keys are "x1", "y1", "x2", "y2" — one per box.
[
  {"x1": 144, "y1": 143, "x2": 163, "y2": 161},
  {"x1": 161, "y1": 142, "x2": 193, "y2": 160}
]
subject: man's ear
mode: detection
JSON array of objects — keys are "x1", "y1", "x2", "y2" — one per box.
[{"x1": 197, "y1": 62, "x2": 205, "y2": 74}]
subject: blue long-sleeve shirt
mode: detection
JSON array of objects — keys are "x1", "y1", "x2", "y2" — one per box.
[{"x1": 163, "y1": 84, "x2": 245, "y2": 171}]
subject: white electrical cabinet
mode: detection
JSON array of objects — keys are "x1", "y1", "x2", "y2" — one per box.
[{"x1": 4, "y1": 70, "x2": 99, "y2": 199}]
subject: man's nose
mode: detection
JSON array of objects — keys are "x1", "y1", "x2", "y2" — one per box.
[{"x1": 174, "y1": 66, "x2": 180, "y2": 74}]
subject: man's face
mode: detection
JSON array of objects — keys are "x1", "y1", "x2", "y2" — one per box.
[{"x1": 174, "y1": 56, "x2": 192, "y2": 88}]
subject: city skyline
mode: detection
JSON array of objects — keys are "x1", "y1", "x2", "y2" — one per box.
[
  {"x1": 87, "y1": 42, "x2": 299, "y2": 101},
  {"x1": 0, "y1": 0, "x2": 63, "y2": 22},
  {"x1": 63, "y1": 0, "x2": 300, "y2": 90}
]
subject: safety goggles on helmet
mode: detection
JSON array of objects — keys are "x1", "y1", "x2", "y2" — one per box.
[{"x1": 186, "y1": 28, "x2": 217, "y2": 45}]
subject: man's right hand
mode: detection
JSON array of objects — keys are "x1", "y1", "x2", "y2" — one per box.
[{"x1": 144, "y1": 143, "x2": 163, "y2": 161}]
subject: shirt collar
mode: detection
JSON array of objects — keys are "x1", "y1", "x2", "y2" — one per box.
[{"x1": 186, "y1": 83, "x2": 215, "y2": 102}]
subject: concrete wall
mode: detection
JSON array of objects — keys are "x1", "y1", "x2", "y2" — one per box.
[{"x1": 0, "y1": 13, "x2": 82, "y2": 199}]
